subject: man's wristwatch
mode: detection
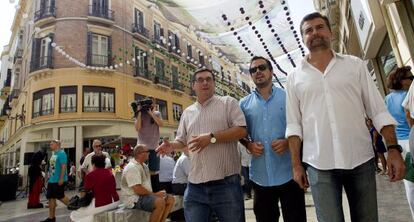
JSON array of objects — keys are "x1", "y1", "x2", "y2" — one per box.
[
  {"x1": 209, "y1": 132, "x2": 217, "y2": 144},
  {"x1": 387, "y1": 144, "x2": 403, "y2": 153}
]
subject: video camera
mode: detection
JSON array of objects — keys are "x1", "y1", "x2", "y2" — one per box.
[{"x1": 131, "y1": 98, "x2": 153, "y2": 118}]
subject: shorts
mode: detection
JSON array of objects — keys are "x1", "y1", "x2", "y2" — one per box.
[
  {"x1": 133, "y1": 195, "x2": 156, "y2": 212},
  {"x1": 46, "y1": 182, "x2": 66, "y2": 199},
  {"x1": 147, "y1": 150, "x2": 160, "y2": 172}
]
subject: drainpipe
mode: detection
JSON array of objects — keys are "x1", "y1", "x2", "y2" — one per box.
[{"x1": 379, "y1": 2, "x2": 403, "y2": 66}]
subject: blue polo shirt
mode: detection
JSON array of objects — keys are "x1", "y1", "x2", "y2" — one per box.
[
  {"x1": 240, "y1": 85, "x2": 292, "y2": 186},
  {"x1": 385, "y1": 91, "x2": 410, "y2": 140}
]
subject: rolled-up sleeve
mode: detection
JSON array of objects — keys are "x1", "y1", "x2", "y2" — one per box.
[
  {"x1": 175, "y1": 109, "x2": 188, "y2": 145},
  {"x1": 358, "y1": 59, "x2": 396, "y2": 131},
  {"x1": 285, "y1": 72, "x2": 303, "y2": 139},
  {"x1": 227, "y1": 97, "x2": 246, "y2": 127}
]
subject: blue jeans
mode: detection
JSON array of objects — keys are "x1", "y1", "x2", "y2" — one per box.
[
  {"x1": 307, "y1": 159, "x2": 378, "y2": 222},
  {"x1": 184, "y1": 174, "x2": 245, "y2": 222}
]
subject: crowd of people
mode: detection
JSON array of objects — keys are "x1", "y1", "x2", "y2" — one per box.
[{"x1": 23, "y1": 12, "x2": 414, "y2": 222}]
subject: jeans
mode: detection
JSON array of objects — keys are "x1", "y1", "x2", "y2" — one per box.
[
  {"x1": 184, "y1": 174, "x2": 245, "y2": 222},
  {"x1": 306, "y1": 159, "x2": 378, "y2": 222},
  {"x1": 252, "y1": 180, "x2": 306, "y2": 222}
]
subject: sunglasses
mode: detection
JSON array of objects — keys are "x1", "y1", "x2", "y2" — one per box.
[
  {"x1": 139, "y1": 150, "x2": 150, "y2": 154},
  {"x1": 249, "y1": 64, "x2": 268, "y2": 74},
  {"x1": 402, "y1": 76, "x2": 414, "y2": 80}
]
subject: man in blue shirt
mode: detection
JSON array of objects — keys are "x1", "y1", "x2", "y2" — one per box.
[
  {"x1": 42, "y1": 140, "x2": 70, "y2": 222},
  {"x1": 240, "y1": 56, "x2": 306, "y2": 222}
]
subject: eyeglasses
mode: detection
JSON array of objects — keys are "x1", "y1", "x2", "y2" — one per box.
[
  {"x1": 249, "y1": 64, "x2": 268, "y2": 74},
  {"x1": 194, "y1": 77, "x2": 213, "y2": 83},
  {"x1": 402, "y1": 76, "x2": 414, "y2": 80}
]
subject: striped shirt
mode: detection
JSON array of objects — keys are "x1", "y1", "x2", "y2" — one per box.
[{"x1": 176, "y1": 95, "x2": 247, "y2": 184}]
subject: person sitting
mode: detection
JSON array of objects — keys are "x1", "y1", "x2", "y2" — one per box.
[
  {"x1": 120, "y1": 144, "x2": 175, "y2": 222},
  {"x1": 70, "y1": 155, "x2": 120, "y2": 222}
]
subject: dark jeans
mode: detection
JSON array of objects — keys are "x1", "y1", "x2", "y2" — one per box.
[
  {"x1": 306, "y1": 159, "x2": 378, "y2": 222},
  {"x1": 150, "y1": 174, "x2": 160, "y2": 192},
  {"x1": 184, "y1": 174, "x2": 245, "y2": 222},
  {"x1": 253, "y1": 180, "x2": 306, "y2": 222},
  {"x1": 241, "y1": 166, "x2": 252, "y2": 196}
]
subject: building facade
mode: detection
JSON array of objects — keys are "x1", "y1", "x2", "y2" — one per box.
[
  {"x1": 0, "y1": 0, "x2": 253, "y2": 183},
  {"x1": 314, "y1": 0, "x2": 414, "y2": 96}
]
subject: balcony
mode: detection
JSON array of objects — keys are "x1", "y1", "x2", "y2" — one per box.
[
  {"x1": 88, "y1": 5, "x2": 114, "y2": 25},
  {"x1": 134, "y1": 69, "x2": 152, "y2": 82},
  {"x1": 171, "y1": 81, "x2": 184, "y2": 92},
  {"x1": 87, "y1": 54, "x2": 111, "y2": 67},
  {"x1": 153, "y1": 75, "x2": 170, "y2": 88},
  {"x1": 34, "y1": 6, "x2": 56, "y2": 25},
  {"x1": 132, "y1": 24, "x2": 149, "y2": 42},
  {"x1": 30, "y1": 55, "x2": 53, "y2": 72},
  {"x1": 152, "y1": 37, "x2": 165, "y2": 48}
]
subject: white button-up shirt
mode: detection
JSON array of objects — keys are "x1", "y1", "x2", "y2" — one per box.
[{"x1": 286, "y1": 52, "x2": 396, "y2": 170}]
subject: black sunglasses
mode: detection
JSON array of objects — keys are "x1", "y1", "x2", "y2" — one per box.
[
  {"x1": 402, "y1": 76, "x2": 414, "y2": 80},
  {"x1": 249, "y1": 64, "x2": 268, "y2": 74}
]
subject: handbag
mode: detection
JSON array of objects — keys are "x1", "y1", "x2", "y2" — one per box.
[
  {"x1": 67, "y1": 195, "x2": 80, "y2": 210},
  {"x1": 79, "y1": 191, "x2": 94, "y2": 207}
]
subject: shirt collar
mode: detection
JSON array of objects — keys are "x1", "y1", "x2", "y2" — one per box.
[
  {"x1": 301, "y1": 50, "x2": 343, "y2": 67},
  {"x1": 195, "y1": 95, "x2": 216, "y2": 107},
  {"x1": 253, "y1": 85, "x2": 276, "y2": 101}
]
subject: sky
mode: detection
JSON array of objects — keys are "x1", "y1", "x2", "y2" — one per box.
[{"x1": 0, "y1": 0, "x2": 315, "y2": 67}]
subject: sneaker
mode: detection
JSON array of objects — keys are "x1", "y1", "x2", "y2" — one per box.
[{"x1": 40, "y1": 218, "x2": 55, "y2": 222}]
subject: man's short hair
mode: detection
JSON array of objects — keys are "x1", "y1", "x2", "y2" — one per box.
[
  {"x1": 92, "y1": 139, "x2": 102, "y2": 147},
  {"x1": 300, "y1": 12, "x2": 331, "y2": 36},
  {"x1": 387, "y1": 66, "x2": 412, "y2": 90},
  {"x1": 51, "y1": 139, "x2": 61, "y2": 145},
  {"x1": 91, "y1": 154, "x2": 106, "y2": 168},
  {"x1": 250, "y1": 56, "x2": 273, "y2": 72},
  {"x1": 133, "y1": 144, "x2": 147, "y2": 157},
  {"x1": 192, "y1": 68, "x2": 215, "y2": 82}
]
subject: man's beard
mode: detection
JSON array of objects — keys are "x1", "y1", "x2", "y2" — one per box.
[{"x1": 309, "y1": 37, "x2": 330, "y2": 51}]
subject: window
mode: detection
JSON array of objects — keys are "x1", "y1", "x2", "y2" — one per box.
[
  {"x1": 134, "y1": 47, "x2": 148, "y2": 77},
  {"x1": 153, "y1": 22, "x2": 164, "y2": 44},
  {"x1": 156, "y1": 99, "x2": 168, "y2": 120},
  {"x1": 32, "y1": 88, "x2": 54, "y2": 118},
  {"x1": 30, "y1": 34, "x2": 54, "y2": 72},
  {"x1": 60, "y1": 86, "x2": 77, "y2": 113},
  {"x1": 168, "y1": 31, "x2": 180, "y2": 53},
  {"x1": 155, "y1": 57, "x2": 165, "y2": 77},
  {"x1": 134, "y1": 9, "x2": 144, "y2": 28},
  {"x1": 134, "y1": 93, "x2": 146, "y2": 101},
  {"x1": 199, "y1": 52, "x2": 205, "y2": 66},
  {"x1": 171, "y1": 65, "x2": 179, "y2": 83},
  {"x1": 172, "y1": 103, "x2": 182, "y2": 121},
  {"x1": 87, "y1": 33, "x2": 112, "y2": 67},
  {"x1": 187, "y1": 44, "x2": 193, "y2": 58},
  {"x1": 83, "y1": 86, "x2": 115, "y2": 112},
  {"x1": 89, "y1": 0, "x2": 113, "y2": 20},
  {"x1": 34, "y1": 0, "x2": 55, "y2": 21}
]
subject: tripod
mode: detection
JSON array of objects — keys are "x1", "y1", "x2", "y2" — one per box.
[{"x1": 16, "y1": 176, "x2": 29, "y2": 199}]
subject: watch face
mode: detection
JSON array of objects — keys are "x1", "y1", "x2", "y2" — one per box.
[{"x1": 210, "y1": 137, "x2": 217, "y2": 144}]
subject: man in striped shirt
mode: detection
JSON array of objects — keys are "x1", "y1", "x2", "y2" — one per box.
[{"x1": 157, "y1": 68, "x2": 248, "y2": 222}]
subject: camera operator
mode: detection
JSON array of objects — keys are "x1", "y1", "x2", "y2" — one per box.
[{"x1": 134, "y1": 96, "x2": 163, "y2": 192}]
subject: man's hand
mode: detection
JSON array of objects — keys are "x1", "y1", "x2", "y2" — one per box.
[
  {"x1": 247, "y1": 142, "x2": 264, "y2": 157},
  {"x1": 188, "y1": 134, "x2": 211, "y2": 153},
  {"x1": 58, "y1": 178, "x2": 64, "y2": 186},
  {"x1": 154, "y1": 190, "x2": 167, "y2": 198},
  {"x1": 292, "y1": 164, "x2": 309, "y2": 189},
  {"x1": 387, "y1": 149, "x2": 406, "y2": 182},
  {"x1": 156, "y1": 140, "x2": 173, "y2": 156},
  {"x1": 271, "y1": 139, "x2": 288, "y2": 154}
]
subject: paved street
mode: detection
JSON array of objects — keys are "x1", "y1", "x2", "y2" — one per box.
[{"x1": 0, "y1": 174, "x2": 412, "y2": 222}]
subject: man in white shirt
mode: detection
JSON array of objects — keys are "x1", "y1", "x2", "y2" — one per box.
[
  {"x1": 81, "y1": 139, "x2": 112, "y2": 175},
  {"x1": 121, "y1": 144, "x2": 174, "y2": 222},
  {"x1": 172, "y1": 151, "x2": 190, "y2": 195},
  {"x1": 286, "y1": 12, "x2": 406, "y2": 222},
  {"x1": 159, "y1": 154, "x2": 176, "y2": 193}
]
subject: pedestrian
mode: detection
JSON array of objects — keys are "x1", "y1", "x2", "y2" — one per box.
[
  {"x1": 157, "y1": 68, "x2": 248, "y2": 222},
  {"x1": 286, "y1": 12, "x2": 406, "y2": 222}
]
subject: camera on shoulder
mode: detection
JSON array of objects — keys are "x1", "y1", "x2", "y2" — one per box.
[{"x1": 131, "y1": 98, "x2": 153, "y2": 117}]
